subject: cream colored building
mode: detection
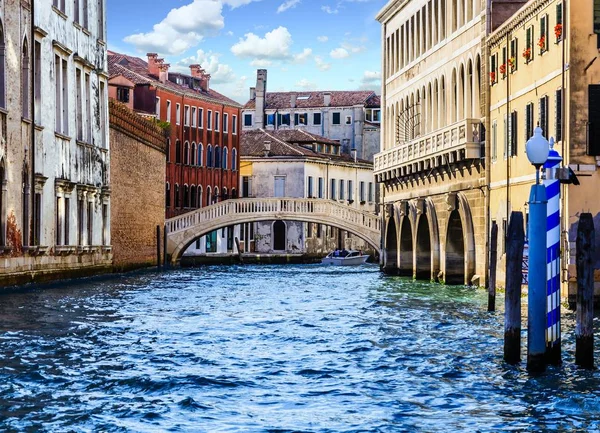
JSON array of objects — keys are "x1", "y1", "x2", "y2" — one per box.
[
  {"x1": 376, "y1": 0, "x2": 487, "y2": 284},
  {"x1": 488, "y1": 0, "x2": 600, "y2": 301}
]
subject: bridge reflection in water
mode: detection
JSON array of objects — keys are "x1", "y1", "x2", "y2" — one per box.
[{"x1": 165, "y1": 198, "x2": 382, "y2": 264}]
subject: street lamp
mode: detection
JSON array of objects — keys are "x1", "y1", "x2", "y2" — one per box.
[{"x1": 525, "y1": 126, "x2": 550, "y2": 373}]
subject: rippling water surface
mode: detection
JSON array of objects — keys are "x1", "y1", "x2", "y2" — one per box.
[{"x1": 0, "y1": 265, "x2": 599, "y2": 432}]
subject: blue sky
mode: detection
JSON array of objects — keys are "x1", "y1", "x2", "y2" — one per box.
[{"x1": 107, "y1": 0, "x2": 386, "y2": 103}]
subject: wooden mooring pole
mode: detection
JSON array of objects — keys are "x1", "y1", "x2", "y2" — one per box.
[
  {"x1": 234, "y1": 237, "x2": 243, "y2": 264},
  {"x1": 156, "y1": 225, "x2": 161, "y2": 269},
  {"x1": 576, "y1": 213, "x2": 595, "y2": 369},
  {"x1": 163, "y1": 225, "x2": 168, "y2": 268},
  {"x1": 488, "y1": 221, "x2": 498, "y2": 312},
  {"x1": 504, "y1": 211, "x2": 524, "y2": 364}
]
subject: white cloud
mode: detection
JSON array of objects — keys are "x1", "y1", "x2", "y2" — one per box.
[
  {"x1": 277, "y1": 0, "x2": 301, "y2": 13},
  {"x1": 293, "y1": 48, "x2": 312, "y2": 63},
  {"x1": 330, "y1": 47, "x2": 349, "y2": 59},
  {"x1": 123, "y1": 0, "x2": 225, "y2": 55},
  {"x1": 295, "y1": 78, "x2": 316, "y2": 89},
  {"x1": 223, "y1": 0, "x2": 262, "y2": 8},
  {"x1": 231, "y1": 26, "x2": 293, "y2": 59},
  {"x1": 226, "y1": 31, "x2": 234, "y2": 36},
  {"x1": 322, "y1": 5, "x2": 338, "y2": 14},
  {"x1": 314, "y1": 55, "x2": 331, "y2": 71},
  {"x1": 250, "y1": 59, "x2": 273, "y2": 67},
  {"x1": 317, "y1": 36, "x2": 329, "y2": 43},
  {"x1": 341, "y1": 41, "x2": 366, "y2": 54},
  {"x1": 176, "y1": 49, "x2": 236, "y2": 84},
  {"x1": 359, "y1": 70, "x2": 381, "y2": 90}
]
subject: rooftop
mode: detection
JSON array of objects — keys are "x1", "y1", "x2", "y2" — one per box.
[{"x1": 244, "y1": 90, "x2": 380, "y2": 110}]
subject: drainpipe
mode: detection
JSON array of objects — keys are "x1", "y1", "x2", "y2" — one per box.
[
  {"x1": 30, "y1": 1, "x2": 35, "y2": 246},
  {"x1": 560, "y1": 0, "x2": 567, "y2": 283}
]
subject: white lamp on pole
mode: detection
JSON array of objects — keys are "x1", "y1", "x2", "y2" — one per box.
[{"x1": 525, "y1": 126, "x2": 550, "y2": 184}]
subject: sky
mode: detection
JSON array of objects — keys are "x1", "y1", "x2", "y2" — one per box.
[{"x1": 106, "y1": 0, "x2": 386, "y2": 104}]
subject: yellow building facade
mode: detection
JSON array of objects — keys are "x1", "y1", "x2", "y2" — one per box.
[{"x1": 488, "y1": 0, "x2": 600, "y2": 299}]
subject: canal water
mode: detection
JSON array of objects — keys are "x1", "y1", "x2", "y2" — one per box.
[{"x1": 0, "y1": 265, "x2": 599, "y2": 432}]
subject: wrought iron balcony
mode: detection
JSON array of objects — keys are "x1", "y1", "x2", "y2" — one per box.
[{"x1": 374, "y1": 118, "x2": 483, "y2": 183}]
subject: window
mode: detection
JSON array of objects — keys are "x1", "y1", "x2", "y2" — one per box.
[
  {"x1": 198, "y1": 143, "x2": 203, "y2": 166},
  {"x1": 34, "y1": 41, "x2": 41, "y2": 120},
  {"x1": 508, "y1": 110, "x2": 517, "y2": 157},
  {"x1": 339, "y1": 179, "x2": 345, "y2": 200},
  {"x1": 192, "y1": 107, "x2": 197, "y2": 127},
  {"x1": 198, "y1": 107, "x2": 203, "y2": 128},
  {"x1": 501, "y1": 46, "x2": 507, "y2": 78},
  {"x1": 556, "y1": 3, "x2": 563, "y2": 42},
  {"x1": 184, "y1": 105, "x2": 190, "y2": 126},
  {"x1": 295, "y1": 113, "x2": 308, "y2": 125},
  {"x1": 56, "y1": 197, "x2": 62, "y2": 246},
  {"x1": 87, "y1": 201, "x2": 93, "y2": 246},
  {"x1": 214, "y1": 146, "x2": 221, "y2": 168},
  {"x1": 53, "y1": 0, "x2": 66, "y2": 13},
  {"x1": 232, "y1": 115, "x2": 238, "y2": 134},
  {"x1": 166, "y1": 100, "x2": 172, "y2": 123},
  {"x1": 98, "y1": 0, "x2": 105, "y2": 40},
  {"x1": 368, "y1": 182, "x2": 374, "y2": 202},
  {"x1": 345, "y1": 115, "x2": 352, "y2": 125},
  {"x1": 318, "y1": 177, "x2": 324, "y2": 198},
  {"x1": 231, "y1": 148, "x2": 237, "y2": 171},
  {"x1": 555, "y1": 89, "x2": 563, "y2": 142},
  {"x1": 207, "y1": 145, "x2": 213, "y2": 168},
  {"x1": 360, "y1": 181, "x2": 365, "y2": 202},
  {"x1": 242, "y1": 176, "x2": 251, "y2": 197},
  {"x1": 307, "y1": 176, "x2": 314, "y2": 198},
  {"x1": 509, "y1": 38, "x2": 518, "y2": 73},
  {"x1": 166, "y1": 139, "x2": 171, "y2": 163},
  {"x1": 332, "y1": 112, "x2": 341, "y2": 125},
  {"x1": 277, "y1": 113, "x2": 290, "y2": 126},
  {"x1": 207, "y1": 110, "x2": 212, "y2": 130},
  {"x1": 176, "y1": 103, "x2": 181, "y2": 125},
  {"x1": 184, "y1": 142, "x2": 190, "y2": 165},
  {"x1": 540, "y1": 15, "x2": 549, "y2": 53},
  {"x1": 539, "y1": 95, "x2": 549, "y2": 139},
  {"x1": 491, "y1": 120, "x2": 497, "y2": 162},
  {"x1": 156, "y1": 97, "x2": 161, "y2": 119},
  {"x1": 267, "y1": 113, "x2": 275, "y2": 126},
  {"x1": 330, "y1": 178, "x2": 336, "y2": 200},
  {"x1": 365, "y1": 108, "x2": 381, "y2": 123},
  {"x1": 76, "y1": 69, "x2": 83, "y2": 140},
  {"x1": 490, "y1": 53, "x2": 498, "y2": 84},
  {"x1": 244, "y1": 113, "x2": 252, "y2": 127},
  {"x1": 222, "y1": 147, "x2": 228, "y2": 169},
  {"x1": 166, "y1": 183, "x2": 171, "y2": 208},
  {"x1": 525, "y1": 103, "x2": 534, "y2": 144},
  {"x1": 175, "y1": 140, "x2": 182, "y2": 164},
  {"x1": 175, "y1": 184, "x2": 180, "y2": 208},
  {"x1": 54, "y1": 54, "x2": 69, "y2": 135},
  {"x1": 116, "y1": 87, "x2": 129, "y2": 103},
  {"x1": 223, "y1": 113, "x2": 228, "y2": 133},
  {"x1": 85, "y1": 73, "x2": 92, "y2": 143},
  {"x1": 183, "y1": 184, "x2": 189, "y2": 208},
  {"x1": 215, "y1": 111, "x2": 220, "y2": 131},
  {"x1": 313, "y1": 112, "x2": 322, "y2": 125},
  {"x1": 525, "y1": 26, "x2": 534, "y2": 62},
  {"x1": 22, "y1": 40, "x2": 30, "y2": 118},
  {"x1": 348, "y1": 180, "x2": 353, "y2": 201}
]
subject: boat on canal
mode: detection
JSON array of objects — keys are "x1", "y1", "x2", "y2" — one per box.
[{"x1": 321, "y1": 250, "x2": 369, "y2": 266}]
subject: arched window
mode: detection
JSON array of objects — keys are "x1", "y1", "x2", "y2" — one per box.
[
  {"x1": 231, "y1": 148, "x2": 237, "y2": 171},
  {"x1": 214, "y1": 145, "x2": 221, "y2": 168},
  {"x1": 183, "y1": 184, "x2": 189, "y2": 207},
  {"x1": 198, "y1": 143, "x2": 203, "y2": 166},
  {"x1": 22, "y1": 38, "x2": 29, "y2": 118},
  {"x1": 175, "y1": 183, "x2": 180, "y2": 208},
  {"x1": 166, "y1": 138, "x2": 171, "y2": 162},
  {"x1": 191, "y1": 142, "x2": 197, "y2": 166},
  {"x1": 214, "y1": 186, "x2": 219, "y2": 203},
  {"x1": 206, "y1": 186, "x2": 212, "y2": 205},
  {"x1": 0, "y1": 21, "x2": 5, "y2": 109},
  {"x1": 207, "y1": 145, "x2": 213, "y2": 168},
  {"x1": 231, "y1": 188, "x2": 237, "y2": 199},
  {"x1": 222, "y1": 187, "x2": 228, "y2": 200},
  {"x1": 184, "y1": 141, "x2": 190, "y2": 165},
  {"x1": 176, "y1": 140, "x2": 182, "y2": 163},
  {"x1": 190, "y1": 185, "x2": 196, "y2": 207},
  {"x1": 166, "y1": 182, "x2": 170, "y2": 208},
  {"x1": 222, "y1": 147, "x2": 228, "y2": 170},
  {"x1": 198, "y1": 185, "x2": 203, "y2": 208}
]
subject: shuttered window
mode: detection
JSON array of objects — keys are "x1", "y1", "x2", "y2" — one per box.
[
  {"x1": 525, "y1": 102, "x2": 534, "y2": 143},
  {"x1": 555, "y1": 89, "x2": 563, "y2": 142},
  {"x1": 594, "y1": 0, "x2": 600, "y2": 47},
  {"x1": 539, "y1": 96, "x2": 549, "y2": 139},
  {"x1": 588, "y1": 84, "x2": 600, "y2": 155}
]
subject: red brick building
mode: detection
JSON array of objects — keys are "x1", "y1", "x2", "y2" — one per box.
[{"x1": 108, "y1": 51, "x2": 241, "y2": 218}]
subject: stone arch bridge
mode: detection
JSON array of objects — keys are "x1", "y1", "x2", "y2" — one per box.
[{"x1": 165, "y1": 198, "x2": 382, "y2": 265}]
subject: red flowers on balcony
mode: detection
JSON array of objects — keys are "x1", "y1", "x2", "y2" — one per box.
[
  {"x1": 554, "y1": 23, "x2": 563, "y2": 41},
  {"x1": 522, "y1": 47, "x2": 532, "y2": 62},
  {"x1": 538, "y1": 36, "x2": 546, "y2": 51}
]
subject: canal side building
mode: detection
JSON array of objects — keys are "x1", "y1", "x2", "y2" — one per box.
[
  {"x1": 488, "y1": 0, "x2": 600, "y2": 300},
  {"x1": 107, "y1": 52, "x2": 242, "y2": 221},
  {"x1": 242, "y1": 69, "x2": 381, "y2": 162},
  {"x1": 376, "y1": 0, "x2": 487, "y2": 285}
]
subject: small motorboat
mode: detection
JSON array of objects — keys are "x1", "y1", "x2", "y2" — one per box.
[{"x1": 321, "y1": 250, "x2": 369, "y2": 266}]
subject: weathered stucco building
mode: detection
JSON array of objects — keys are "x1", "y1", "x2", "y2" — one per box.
[
  {"x1": 376, "y1": 0, "x2": 487, "y2": 285},
  {"x1": 109, "y1": 100, "x2": 166, "y2": 270},
  {"x1": 242, "y1": 69, "x2": 381, "y2": 162},
  {"x1": 235, "y1": 129, "x2": 376, "y2": 257},
  {"x1": 0, "y1": 0, "x2": 111, "y2": 285},
  {"x1": 488, "y1": 0, "x2": 600, "y2": 300}
]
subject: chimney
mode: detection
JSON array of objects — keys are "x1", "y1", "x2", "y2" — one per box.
[
  {"x1": 250, "y1": 87, "x2": 256, "y2": 100},
  {"x1": 255, "y1": 69, "x2": 268, "y2": 129},
  {"x1": 323, "y1": 92, "x2": 331, "y2": 107},
  {"x1": 147, "y1": 53, "x2": 160, "y2": 77},
  {"x1": 158, "y1": 62, "x2": 170, "y2": 84},
  {"x1": 263, "y1": 140, "x2": 271, "y2": 157},
  {"x1": 290, "y1": 92, "x2": 297, "y2": 108},
  {"x1": 200, "y1": 73, "x2": 211, "y2": 92},
  {"x1": 189, "y1": 64, "x2": 204, "y2": 79}
]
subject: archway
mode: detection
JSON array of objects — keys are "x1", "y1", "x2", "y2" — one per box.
[
  {"x1": 399, "y1": 217, "x2": 413, "y2": 277},
  {"x1": 445, "y1": 209, "x2": 465, "y2": 284},
  {"x1": 415, "y1": 215, "x2": 431, "y2": 280},
  {"x1": 384, "y1": 216, "x2": 398, "y2": 274},
  {"x1": 273, "y1": 220, "x2": 286, "y2": 251}
]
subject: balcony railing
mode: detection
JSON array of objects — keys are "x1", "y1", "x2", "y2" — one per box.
[{"x1": 374, "y1": 118, "x2": 482, "y2": 175}]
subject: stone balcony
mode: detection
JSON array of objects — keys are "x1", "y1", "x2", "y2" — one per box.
[{"x1": 374, "y1": 118, "x2": 483, "y2": 183}]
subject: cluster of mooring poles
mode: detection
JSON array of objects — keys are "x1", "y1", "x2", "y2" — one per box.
[{"x1": 489, "y1": 127, "x2": 594, "y2": 372}]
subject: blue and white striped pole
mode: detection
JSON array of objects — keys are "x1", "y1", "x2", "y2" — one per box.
[{"x1": 544, "y1": 138, "x2": 562, "y2": 365}]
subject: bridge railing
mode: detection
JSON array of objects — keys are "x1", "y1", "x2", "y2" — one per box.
[{"x1": 165, "y1": 198, "x2": 381, "y2": 234}]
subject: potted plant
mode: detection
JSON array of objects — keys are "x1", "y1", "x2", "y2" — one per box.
[
  {"x1": 538, "y1": 35, "x2": 546, "y2": 51},
  {"x1": 554, "y1": 23, "x2": 563, "y2": 41},
  {"x1": 499, "y1": 63, "x2": 507, "y2": 76},
  {"x1": 508, "y1": 57, "x2": 516, "y2": 72},
  {"x1": 490, "y1": 71, "x2": 496, "y2": 84},
  {"x1": 522, "y1": 47, "x2": 532, "y2": 62}
]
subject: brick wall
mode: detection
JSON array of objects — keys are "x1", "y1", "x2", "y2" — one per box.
[{"x1": 109, "y1": 100, "x2": 166, "y2": 270}]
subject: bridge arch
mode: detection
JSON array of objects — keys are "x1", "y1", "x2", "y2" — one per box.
[
  {"x1": 443, "y1": 192, "x2": 476, "y2": 285},
  {"x1": 383, "y1": 215, "x2": 398, "y2": 274},
  {"x1": 166, "y1": 198, "x2": 381, "y2": 264},
  {"x1": 415, "y1": 199, "x2": 440, "y2": 281},
  {"x1": 399, "y1": 215, "x2": 413, "y2": 277}
]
